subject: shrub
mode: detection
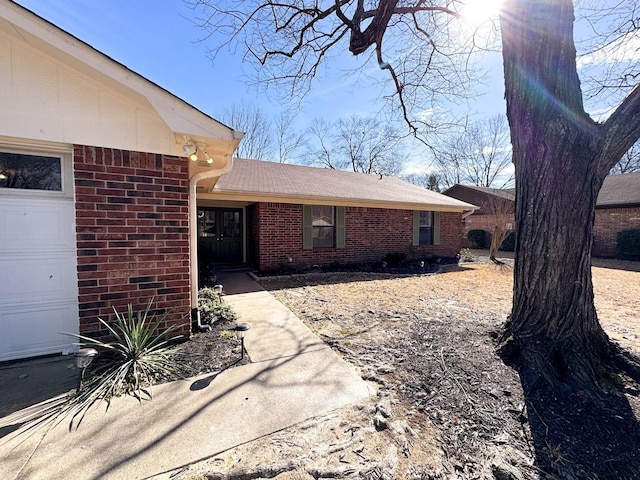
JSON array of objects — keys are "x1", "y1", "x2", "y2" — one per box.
[
  {"x1": 459, "y1": 248, "x2": 476, "y2": 262},
  {"x1": 6, "y1": 300, "x2": 189, "y2": 432},
  {"x1": 198, "y1": 288, "x2": 238, "y2": 325},
  {"x1": 499, "y1": 231, "x2": 516, "y2": 252},
  {"x1": 616, "y1": 228, "x2": 640, "y2": 260},
  {"x1": 383, "y1": 251, "x2": 407, "y2": 266},
  {"x1": 467, "y1": 229, "x2": 489, "y2": 249}
]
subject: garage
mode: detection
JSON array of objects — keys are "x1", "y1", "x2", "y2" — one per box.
[{"x1": 0, "y1": 144, "x2": 78, "y2": 362}]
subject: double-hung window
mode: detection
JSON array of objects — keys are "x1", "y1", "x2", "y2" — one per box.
[
  {"x1": 413, "y1": 210, "x2": 441, "y2": 246},
  {"x1": 312, "y1": 205, "x2": 334, "y2": 248},
  {"x1": 303, "y1": 205, "x2": 346, "y2": 249}
]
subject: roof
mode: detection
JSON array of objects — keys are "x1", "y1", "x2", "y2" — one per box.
[
  {"x1": 597, "y1": 172, "x2": 640, "y2": 208},
  {"x1": 443, "y1": 172, "x2": 640, "y2": 209},
  {"x1": 443, "y1": 184, "x2": 515, "y2": 201},
  {"x1": 208, "y1": 159, "x2": 477, "y2": 212}
]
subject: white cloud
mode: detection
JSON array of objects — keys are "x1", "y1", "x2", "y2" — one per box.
[{"x1": 578, "y1": 31, "x2": 640, "y2": 68}]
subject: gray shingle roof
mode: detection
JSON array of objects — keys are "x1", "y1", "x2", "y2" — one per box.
[
  {"x1": 213, "y1": 158, "x2": 476, "y2": 211},
  {"x1": 597, "y1": 172, "x2": 640, "y2": 207},
  {"x1": 443, "y1": 173, "x2": 640, "y2": 208}
]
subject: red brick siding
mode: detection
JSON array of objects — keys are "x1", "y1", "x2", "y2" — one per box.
[
  {"x1": 464, "y1": 208, "x2": 640, "y2": 258},
  {"x1": 74, "y1": 145, "x2": 191, "y2": 339},
  {"x1": 248, "y1": 202, "x2": 463, "y2": 271},
  {"x1": 593, "y1": 207, "x2": 640, "y2": 257}
]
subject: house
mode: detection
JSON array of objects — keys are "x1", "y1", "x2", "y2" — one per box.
[
  {"x1": 197, "y1": 158, "x2": 476, "y2": 273},
  {"x1": 0, "y1": 0, "x2": 241, "y2": 361},
  {"x1": 443, "y1": 175, "x2": 640, "y2": 257},
  {"x1": 0, "y1": 1, "x2": 474, "y2": 362}
]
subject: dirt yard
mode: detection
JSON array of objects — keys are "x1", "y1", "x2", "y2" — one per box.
[{"x1": 184, "y1": 257, "x2": 640, "y2": 480}]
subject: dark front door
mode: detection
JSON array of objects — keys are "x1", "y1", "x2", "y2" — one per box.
[{"x1": 197, "y1": 208, "x2": 243, "y2": 270}]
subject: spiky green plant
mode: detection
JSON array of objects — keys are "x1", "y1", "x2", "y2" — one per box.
[{"x1": 1, "y1": 299, "x2": 190, "y2": 433}]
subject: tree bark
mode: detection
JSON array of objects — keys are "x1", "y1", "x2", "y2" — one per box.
[{"x1": 498, "y1": 0, "x2": 615, "y2": 394}]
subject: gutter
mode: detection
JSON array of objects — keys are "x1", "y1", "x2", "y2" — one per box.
[{"x1": 188, "y1": 157, "x2": 234, "y2": 329}]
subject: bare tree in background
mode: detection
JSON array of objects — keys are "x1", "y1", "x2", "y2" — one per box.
[
  {"x1": 611, "y1": 140, "x2": 640, "y2": 174},
  {"x1": 220, "y1": 102, "x2": 274, "y2": 160},
  {"x1": 274, "y1": 111, "x2": 307, "y2": 163},
  {"x1": 307, "y1": 115, "x2": 405, "y2": 175},
  {"x1": 193, "y1": 0, "x2": 640, "y2": 475},
  {"x1": 435, "y1": 115, "x2": 513, "y2": 188},
  {"x1": 402, "y1": 172, "x2": 441, "y2": 191}
]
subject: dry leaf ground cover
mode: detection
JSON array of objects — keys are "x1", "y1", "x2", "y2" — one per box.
[{"x1": 186, "y1": 257, "x2": 640, "y2": 479}]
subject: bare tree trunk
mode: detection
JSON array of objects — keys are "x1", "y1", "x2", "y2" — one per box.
[
  {"x1": 488, "y1": 225, "x2": 511, "y2": 264},
  {"x1": 498, "y1": 0, "x2": 613, "y2": 395}
]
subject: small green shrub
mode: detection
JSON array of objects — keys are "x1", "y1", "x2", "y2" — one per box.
[
  {"x1": 499, "y1": 232, "x2": 516, "y2": 252},
  {"x1": 198, "y1": 288, "x2": 238, "y2": 325},
  {"x1": 467, "y1": 229, "x2": 489, "y2": 249},
  {"x1": 616, "y1": 228, "x2": 640, "y2": 260},
  {"x1": 383, "y1": 251, "x2": 407, "y2": 266}
]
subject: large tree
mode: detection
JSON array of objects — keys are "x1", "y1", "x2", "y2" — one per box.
[{"x1": 193, "y1": 0, "x2": 640, "y2": 474}]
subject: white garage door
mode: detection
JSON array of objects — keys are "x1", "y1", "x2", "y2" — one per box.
[{"x1": 0, "y1": 145, "x2": 78, "y2": 362}]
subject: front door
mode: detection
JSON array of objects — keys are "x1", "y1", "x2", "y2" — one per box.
[{"x1": 197, "y1": 207, "x2": 243, "y2": 272}]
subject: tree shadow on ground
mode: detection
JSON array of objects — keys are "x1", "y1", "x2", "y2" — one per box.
[{"x1": 523, "y1": 379, "x2": 640, "y2": 478}]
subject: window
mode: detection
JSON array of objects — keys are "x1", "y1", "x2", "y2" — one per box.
[
  {"x1": 418, "y1": 211, "x2": 433, "y2": 245},
  {"x1": 312, "y1": 205, "x2": 334, "y2": 248},
  {"x1": 303, "y1": 205, "x2": 346, "y2": 250},
  {"x1": 0, "y1": 152, "x2": 62, "y2": 191},
  {"x1": 413, "y1": 210, "x2": 441, "y2": 246}
]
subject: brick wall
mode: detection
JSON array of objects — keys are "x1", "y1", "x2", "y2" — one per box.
[
  {"x1": 248, "y1": 202, "x2": 463, "y2": 271},
  {"x1": 73, "y1": 145, "x2": 191, "y2": 339},
  {"x1": 464, "y1": 208, "x2": 640, "y2": 258},
  {"x1": 593, "y1": 206, "x2": 640, "y2": 257}
]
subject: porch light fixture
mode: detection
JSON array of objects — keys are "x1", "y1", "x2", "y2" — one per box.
[
  {"x1": 204, "y1": 152, "x2": 214, "y2": 164},
  {"x1": 182, "y1": 136, "x2": 198, "y2": 161},
  {"x1": 235, "y1": 322, "x2": 250, "y2": 360}
]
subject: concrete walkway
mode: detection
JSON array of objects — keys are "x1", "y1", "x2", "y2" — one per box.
[{"x1": 0, "y1": 273, "x2": 373, "y2": 480}]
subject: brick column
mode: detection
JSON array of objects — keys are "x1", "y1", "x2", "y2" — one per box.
[{"x1": 73, "y1": 146, "x2": 191, "y2": 340}]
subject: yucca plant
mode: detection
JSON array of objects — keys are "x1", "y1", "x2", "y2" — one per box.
[{"x1": 1, "y1": 299, "x2": 190, "y2": 434}]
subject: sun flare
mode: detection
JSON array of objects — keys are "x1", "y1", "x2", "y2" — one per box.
[{"x1": 460, "y1": 0, "x2": 504, "y2": 26}]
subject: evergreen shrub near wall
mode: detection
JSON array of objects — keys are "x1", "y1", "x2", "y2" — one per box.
[
  {"x1": 616, "y1": 228, "x2": 640, "y2": 260},
  {"x1": 198, "y1": 288, "x2": 238, "y2": 325},
  {"x1": 467, "y1": 229, "x2": 489, "y2": 249}
]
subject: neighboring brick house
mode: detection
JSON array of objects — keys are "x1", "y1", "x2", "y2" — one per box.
[
  {"x1": 444, "y1": 175, "x2": 640, "y2": 257},
  {"x1": 197, "y1": 159, "x2": 475, "y2": 273},
  {"x1": 592, "y1": 173, "x2": 640, "y2": 257},
  {"x1": 0, "y1": 1, "x2": 241, "y2": 361}
]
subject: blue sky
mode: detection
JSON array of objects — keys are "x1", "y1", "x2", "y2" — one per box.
[{"x1": 14, "y1": 0, "x2": 506, "y2": 130}]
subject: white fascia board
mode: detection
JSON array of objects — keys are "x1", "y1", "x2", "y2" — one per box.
[{"x1": 202, "y1": 190, "x2": 478, "y2": 212}]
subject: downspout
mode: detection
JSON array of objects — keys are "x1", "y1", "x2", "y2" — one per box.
[{"x1": 189, "y1": 157, "x2": 234, "y2": 330}]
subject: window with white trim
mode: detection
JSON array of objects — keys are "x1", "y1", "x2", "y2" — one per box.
[{"x1": 0, "y1": 152, "x2": 62, "y2": 191}]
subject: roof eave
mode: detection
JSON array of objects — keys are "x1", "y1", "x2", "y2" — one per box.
[{"x1": 204, "y1": 189, "x2": 477, "y2": 212}]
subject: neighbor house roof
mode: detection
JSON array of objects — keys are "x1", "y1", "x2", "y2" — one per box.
[
  {"x1": 205, "y1": 158, "x2": 477, "y2": 212},
  {"x1": 597, "y1": 172, "x2": 640, "y2": 208},
  {"x1": 443, "y1": 172, "x2": 640, "y2": 210}
]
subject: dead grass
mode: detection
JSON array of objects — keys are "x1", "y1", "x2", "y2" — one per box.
[{"x1": 184, "y1": 258, "x2": 640, "y2": 479}]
